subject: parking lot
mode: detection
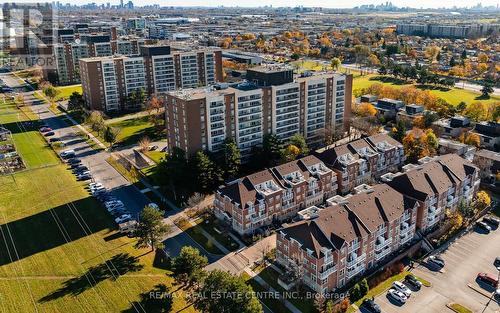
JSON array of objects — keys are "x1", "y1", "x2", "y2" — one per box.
[{"x1": 368, "y1": 223, "x2": 500, "y2": 313}]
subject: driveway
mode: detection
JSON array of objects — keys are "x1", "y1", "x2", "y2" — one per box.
[{"x1": 369, "y1": 225, "x2": 500, "y2": 313}]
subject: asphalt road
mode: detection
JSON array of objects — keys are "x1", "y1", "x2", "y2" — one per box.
[{"x1": 366, "y1": 222, "x2": 500, "y2": 313}]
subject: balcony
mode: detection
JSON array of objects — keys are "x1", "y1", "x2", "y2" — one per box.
[
  {"x1": 319, "y1": 263, "x2": 337, "y2": 279},
  {"x1": 346, "y1": 263, "x2": 365, "y2": 279},
  {"x1": 427, "y1": 216, "x2": 439, "y2": 227},
  {"x1": 347, "y1": 252, "x2": 366, "y2": 268},
  {"x1": 348, "y1": 241, "x2": 360, "y2": 252},
  {"x1": 375, "y1": 236, "x2": 392, "y2": 253},
  {"x1": 375, "y1": 245, "x2": 391, "y2": 261}
]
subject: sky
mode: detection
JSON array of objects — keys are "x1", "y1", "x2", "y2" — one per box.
[{"x1": 11, "y1": 0, "x2": 500, "y2": 9}]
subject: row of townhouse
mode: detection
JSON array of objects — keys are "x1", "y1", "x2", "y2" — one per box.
[
  {"x1": 164, "y1": 66, "x2": 352, "y2": 157},
  {"x1": 80, "y1": 45, "x2": 223, "y2": 112},
  {"x1": 384, "y1": 154, "x2": 481, "y2": 231},
  {"x1": 315, "y1": 133, "x2": 406, "y2": 194},
  {"x1": 276, "y1": 154, "x2": 480, "y2": 293},
  {"x1": 214, "y1": 155, "x2": 338, "y2": 235}
]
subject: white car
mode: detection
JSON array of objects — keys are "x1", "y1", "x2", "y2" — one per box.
[
  {"x1": 105, "y1": 200, "x2": 123, "y2": 207},
  {"x1": 387, "y1": 288, "x2": 407, "y2": 303},
  {"x1": 60, "y1": 149, "x2": 75, "y2": 158},
  {"x1": 392, "y1": 281, "x2": 412, "y2": 297},
  {"x1": 89, "y1": 182, "x2": 103, "y2": 189},
  {"x1": 106, "y1": 202, "x2": 124, "y2": 210},
  {"x1": 115, "y1": 214, "x2": 132, "y2": 224}
]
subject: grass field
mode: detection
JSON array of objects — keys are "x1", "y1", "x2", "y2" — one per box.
[
  {"x1": 0, "y1": 101, "x2": 195, "y2": 313},
  {"x1": 352, "y1": 74, "x2": 500, "y2": 106},
  {"x1": 0, "y1": 100, "x2": 59, "y2": 169},
  {"x1": 55, "y1": 84, "x2": 82, "y2": 101},
  {"x1": 108, "y1": 116, "x2": 160, "y2": 147}
]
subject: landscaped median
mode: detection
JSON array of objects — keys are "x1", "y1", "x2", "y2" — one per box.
[{"x1": 447, "y1": 303, "x2": 473, "y2": 313}]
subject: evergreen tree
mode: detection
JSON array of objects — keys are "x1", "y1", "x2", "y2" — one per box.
[
  {"x1": 135, "y1": 205, "x2": 171, "y2": 252},
  {"x1": 222, "y1": 138, "x2": 241, "y2": 179},
  {"x1": 193, "y1": 150, "x2": 217, "y2": 192},
  {"x1": 172, "y1": 246, "x2": 208, "y2": 285},
  {"x1": 103, "y1": 126, "x2": 120, "y2": 149}
]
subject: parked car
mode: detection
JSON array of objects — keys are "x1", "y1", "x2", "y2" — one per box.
[
  {"x1": 484, "y1": 216, "x2": 500, "y2": 227},
  {"x1": 387, "y1": 289, "x2": 407, "y2": 303},
  {"x1": 70, "y1": 162, "x2": 83, "y2": 169},
  {"x1": 405, "y1": 274, "x2": 422, "y2": 289},
  {"x1": 76, "y1": 173, "x2": 91, "y2": 181},
  {"x1": 89, "y1": 182, "x2": 103, "y2": 190},
  {"x1": 68, "y1": 158, "x2": 81, "y2": 165},
  {"x1": 149, "y1": 145, "x2": 158, "y2": 151},
  {"x1": 476, "y1": 221, "x2": 492, "y2": 233},
  {"x1": 105, "y1": 200, "x2": 124, "y2": 208},
  {"x1": 495, "y1": 257, "x2": 500, "y2": 267},
  {"x1": 73, "y1": 165, "x2": 88, "y2": 173},
  {"x1": 49, "y1": 137, "x2": 60, "y2": 143},
  {"x1": 109, "y1": 208, "x2": 127, "y2": 217},
  {"x1": 161, "y1": 146, "x2": 168, "y2": 152},
  {"x1": 392, "y1": 281, "x2": 412, "y2": 297},
  {"x1": 428, "y1": 255, "x2": 445, "y2": 268},
  {"x1": 119, "y1": 220, "x2": 138, "y2": 236},
  {"x1": 115, "y1": 214, "x2": 132, "y2": 224},
  {"x1": 495, "y1": 289, "x2": 500, "y2": 300},
  {"x1": 44, "y1": 131, "x2": 55, "y2": 137},
  {"x1": 39, "y1": 127, "x2": 52, "y2": 133},
  {"x1": 477, "y1": 273, "x2": 499, "y2": 287},
  {"x1": 60, "y1": 149, "x2": 75, "y2": 158},
  {"x1": 362, "y1": 298, "x2": 381, "y2": 313}
]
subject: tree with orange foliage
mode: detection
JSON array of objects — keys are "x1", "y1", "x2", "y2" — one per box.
[
  {"x1": 464, "y1": 133, "x2": 481, "y2": 147},
  {"x1": 356, "y1": 102, "x2": 377, "y2": 117}
]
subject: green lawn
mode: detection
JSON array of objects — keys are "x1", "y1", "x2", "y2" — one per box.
[
  {"x1": 0, "y1": 100, "x2": 59, "y2": 169},
  {"x1": 108, "y1": 116, "x2": 159, "y2": 147},
  {"x1": 144, "y1": 151, "x2": 166, "y2": 164},
  {"x1": 353, "y1": 74, "x2": 500, "y2": 106},
  {"x1": 195, "y1": 216, "x2": 239, "y2": 251},
  {"x1": 184, "y1": 222, "x2": 224, "y2": 255},
  {"x1": 0, "y1": 102, "x2": 195, "y2": 313},
  {"x1": 55, "y1": 84, "x2": 82, "y2": 101}
]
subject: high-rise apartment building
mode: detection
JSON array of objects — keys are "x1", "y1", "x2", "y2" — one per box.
[
  {"x1": 164, "y1": 67, "x2": 352, "y2": 156},
  {"x1": 79, "y1": 46, "x2": 223, "y2": 112},
  {"x1": 51, "y1": 37, "x2": 153, "y2": 85}
]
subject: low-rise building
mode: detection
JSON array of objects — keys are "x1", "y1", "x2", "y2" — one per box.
[
  {"x1": 385, "y1": 154, "x2": 480, "y2": 232},
  {"x1": 315, "y1": 133, "x2": 405, "y2": 194},
  {"x1": 433, "y1": 116, "x2": 471, "y2": 138},
  {"x1": 470, "y1": 121, "x2": 500, "y2": 150},
  {"x1": 214, "y1": 155, "x2": 337, "y2": 235},
  {"x1": 396, "y1": 104, "x2": 425, "y2": 126},
  {"x1": 276, "y1": 183, "x2": 418, "y2": 293},
  {"x1": 438, "y1": 138, "x2": 475, "y2": 161},
  {"x1": 473, "y1": 149, "x2": 500, "y2": 184}
]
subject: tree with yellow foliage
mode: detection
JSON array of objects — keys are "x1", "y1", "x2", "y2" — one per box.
[
  {"x1": 356, "y1": 102, "x2": 377, "y2": 117},
  {"x1": 477, "y1": 53, "x2": 489, "y2": 63},
  {"x1": 281, "y1": 144, "x2": 300, "y2": 162},
  {"x1": 464, "y1": 133, "x2": 481, "y2": 147},
  {"x1": 425, "y1": 46, "x2": 441, "y2": 63},
  {"x1": 464, "y1": 102, "x2": 489, "y2": 121},
  {"x1": 474, "y1": 191, "x2": 491, "y2": 211}
]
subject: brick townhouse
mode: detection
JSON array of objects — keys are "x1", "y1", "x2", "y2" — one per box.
[
  {"x1": 276, "y1": 183, "x2": 418, "y2": 293},
  {"x1": 315, "y1": 133, "x2": 405, "y2": 194},
  {"x1": 214, "y1": 155, "x2": 337, "y2": 235},
  {"x1": 384, "y1": 154, "x2": 480, "y2": 232}
]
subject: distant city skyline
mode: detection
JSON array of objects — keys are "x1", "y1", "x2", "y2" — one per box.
[{"x1": 12, "y1": 0, "x2": 500, "y2": 9}]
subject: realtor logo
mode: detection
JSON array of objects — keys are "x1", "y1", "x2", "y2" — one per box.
[{"x1": 1, "y1": 2, "x2": 57, "y2": 70}]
